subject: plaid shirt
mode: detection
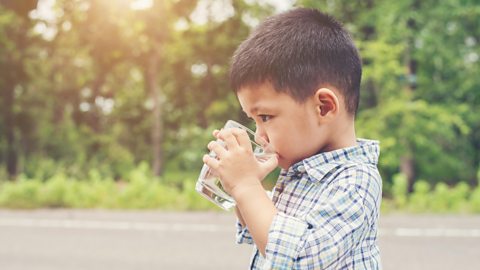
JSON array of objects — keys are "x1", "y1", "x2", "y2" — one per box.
[{"x1": 236, "y1": 139, "x2": 382, "y2": 269}]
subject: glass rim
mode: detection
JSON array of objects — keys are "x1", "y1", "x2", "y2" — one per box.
[{"x1": 225, "y1": 120, "x2": 265, "y2": 148}]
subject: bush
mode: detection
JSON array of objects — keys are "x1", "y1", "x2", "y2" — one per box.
[
  {"x1": 2, "y1": 168, "x2": 480, "y2": 213},
  {"x1": 0, "y1": 177, "x2": 42, "y2": 208},
  {"x1": 448, "y1": 182, "x2": 470, "y2": 212},
  {"x1": 0, "y1": 165, "x2": 219, "y2": 211},
  {"x1": 471, "y1": 185, "x2": 480, "y2": 213},
  {"x1": 38, "y1": 173, "x2": 70, "y2": 207},
  {"x1": 408, "y1": 180, "x2": 430, "y2": 212},
  {"x1": 387, "y1": 176, "x2": 475, "y2": 213},
  {"x1": 428, "y1": 182, "x2": 471, "y2": 213},
  {"x1": 391, "y1": 174, "x2": 408, "y2": 208}
]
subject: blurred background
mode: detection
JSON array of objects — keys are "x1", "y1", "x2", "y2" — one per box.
[
  {"x1": 0, "y1": 0, "x2": 479, "y2": 212},
  {"x1": 0, "y1": 1, "x2": 479, "y2": 269}
]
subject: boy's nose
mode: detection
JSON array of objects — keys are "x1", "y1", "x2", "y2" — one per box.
[{"x1": 254, "y1": 128, "x2": 269, "y2": 146}]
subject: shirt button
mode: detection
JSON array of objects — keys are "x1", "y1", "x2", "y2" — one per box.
[{"x1": 297, "y1": 165, "x2": 306, "y2": 173}]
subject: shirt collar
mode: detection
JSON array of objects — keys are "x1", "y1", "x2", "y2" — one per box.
[{"x1": 281, "y1": 139, "x2": 380, "y2": 183}]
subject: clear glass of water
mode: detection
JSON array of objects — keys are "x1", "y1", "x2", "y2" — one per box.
[{"x1": 195, "y1": 120, "x2": 274, "y2": 210}]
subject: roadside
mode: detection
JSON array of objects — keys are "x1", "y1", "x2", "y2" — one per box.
[{"x1": 0, "y1": 210, "x2": 479, "y2": 270}]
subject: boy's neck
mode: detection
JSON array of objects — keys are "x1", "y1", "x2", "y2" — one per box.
[{"x1": 322, "y1": 119, "x2": 357, "y2": 153}]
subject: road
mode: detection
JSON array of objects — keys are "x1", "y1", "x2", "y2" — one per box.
[{"x1": 0, "y1": 210, "x2": 479, "y2": 270}]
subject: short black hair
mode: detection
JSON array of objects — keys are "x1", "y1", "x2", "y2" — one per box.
[{"x1": 230, "y1": 8, "x2": 362, "y2": 115}]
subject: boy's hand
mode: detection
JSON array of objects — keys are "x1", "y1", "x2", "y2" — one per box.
[
  {"x1": 204, "y1": 128, "x2": 278, "y2": 256},
  {"x1": 202, "y1": 128, "x2": 278, "y2": 199}
]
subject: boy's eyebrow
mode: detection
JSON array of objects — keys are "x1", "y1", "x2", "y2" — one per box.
[
  {"x1": 242, "y1": 106, "x2": 259, "y2": 117},
  {"x1": 246, "y1": 106, "x2": 261, "y2": 114},
  {"x1": 243, "y1": 105, "x2": 273, "y2": 116}
]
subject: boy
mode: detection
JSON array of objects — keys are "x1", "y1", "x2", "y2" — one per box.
[{"x1": 203, "y1": 8, "x2": 382, "y2": 270}]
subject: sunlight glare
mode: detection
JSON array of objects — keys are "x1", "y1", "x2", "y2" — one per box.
[
  {"x1": 190, "y1": 0, "x2": 234, "y2": 25},
  {"x1": 130, "y1": 0, "x2": 153, "y2": 10}
]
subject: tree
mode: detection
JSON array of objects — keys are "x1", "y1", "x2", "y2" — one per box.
[
  {"x1": 0, "y1": 0, "x2": 38, "y2": 179},
  {"x1": 299, "y1": 0, "x2": 480, "y2": 190}
]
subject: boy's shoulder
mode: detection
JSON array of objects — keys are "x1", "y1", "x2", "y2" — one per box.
[{"x1": 298, "y1": 138, "x2": 380, "y2": 183}]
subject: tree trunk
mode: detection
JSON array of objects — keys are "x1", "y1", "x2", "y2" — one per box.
[
  {"x1": 3, "y1": 80, "x2": 17, "y2": 179},
  {"x1": 0, "y1": 1, "x2": 38, "y2": 179},
  {"x1": 400, "y1": 43, "x2": 417, "y2": 190},
  {"x1": 399, "y1": 0, "x2": 420, "y2": 191},
  {"x1": 147, "y1": 49, "x2": 163, "y2": 176},
  {"x1": 472, "y1": 134, "x2": 480, "y2": 186},
  {"x1": 400, "y1": 154, "x2": 415, "y2": 193}
]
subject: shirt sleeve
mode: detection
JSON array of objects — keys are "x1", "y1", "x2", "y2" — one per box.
[
  {"x1": 236, "y1": 219, "x2": 254, "y2": 244},
  {"x1": 263, "y1": 168, "x2": 378, "y2": 269}
]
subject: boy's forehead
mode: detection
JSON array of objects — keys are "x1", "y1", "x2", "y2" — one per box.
[
  {"x1": 236, "y1": 84, "x2": 272, "y2": 113},
  {"x1": 237, "y1": 93, "x2": 261, "y2": 115},
  {"x1": 236, "y1": 82, "x2": 294, "y2": 115},
  {"x1": 241, "y1": 105, "x2": 261, "y2": 116}
]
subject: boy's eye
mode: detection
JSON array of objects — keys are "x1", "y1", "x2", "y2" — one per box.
[{"x1": 259, "y1": 115, "x2": 271, "y2": 122}]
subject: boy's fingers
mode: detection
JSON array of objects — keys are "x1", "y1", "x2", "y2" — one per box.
[
  {"x1": 231, "y1": 128, "x2": 252, "y2": 149},
  {"x1": 203, "y1": 154, "x2": 219, "y2": 170},
  {"x1": 218, "y1": 129, "x2": 239, "y2": 148},
  {"x1": 207, "y1": 141, "x2": 227, "y2": 158}
]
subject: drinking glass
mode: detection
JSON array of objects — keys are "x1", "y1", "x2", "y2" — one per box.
[{"x1": 195, "y1": 120, "x2": 274, "y2": 210}]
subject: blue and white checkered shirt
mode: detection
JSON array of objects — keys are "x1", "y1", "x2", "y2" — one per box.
[{"x1": 236, "y1": 139, "x2": 382, "y2": 269}]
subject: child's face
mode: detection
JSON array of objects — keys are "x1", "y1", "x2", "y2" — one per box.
[{"x1": 237, "y1": 82, "x2": 328, "y2": 170}]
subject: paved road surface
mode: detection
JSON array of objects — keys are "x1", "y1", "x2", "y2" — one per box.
[{"x1": 0, "y1": 210, "x2": 479, "y2": 269}]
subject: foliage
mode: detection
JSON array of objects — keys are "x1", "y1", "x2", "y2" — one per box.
[
  {"x1": 2, "y1": 171, "x2": 480, "y2": 213},
  {"x1": 299, "y1": 0, "x2": 480, "y2": 189},
  {"x1": 0, "y1": 165, "x2": 215, "y2": 210},
  {"x1": 382, "y1": 174, "x2": 479, "y2": 213}
]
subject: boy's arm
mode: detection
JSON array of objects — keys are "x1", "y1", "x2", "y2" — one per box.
[
  {"x1": 234, "y1": 207, "x2": 245, "y2": 227},
  {"x1": 231, "y1": 183, "x2": 277, "y2": 256},
  {"x1": 235, "y1": 189, "x2": 273, "y2": 227},
  {"x1": 234, "y1": 206, "x2": 255, "y2": 245}
]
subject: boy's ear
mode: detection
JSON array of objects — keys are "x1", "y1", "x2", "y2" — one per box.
[{"x1": 313, "y1": 88, "x2": 339, "y2": 119}]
